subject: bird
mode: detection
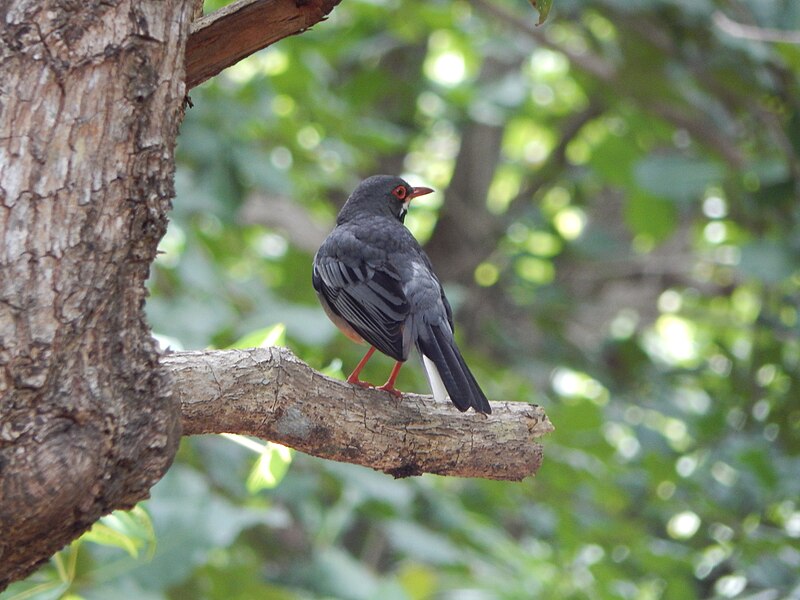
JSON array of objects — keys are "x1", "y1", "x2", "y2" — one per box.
[{"x1": 312, "y1": 174, "x2": 492, "y2": 414}]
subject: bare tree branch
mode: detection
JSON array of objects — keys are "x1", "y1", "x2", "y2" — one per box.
[
  {"x1": 712, "y1": 10, "x2": 800, "y2": 44},
  {"x1": 185, "y1": 0, "x2": 342, "y2": 89},
  {"x1": 166, "y1": 348, "x2": 553, "y2": 481}
]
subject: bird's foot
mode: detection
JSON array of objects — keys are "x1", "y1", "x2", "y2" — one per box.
[
  {"x1": 377, "y1": 383, "x2": 402, "y2": 398},
  {"x1": 347, "y1": 375, "x2": 375, "y2": 389},
  {"x1": 376, "y1": 361, "x2": 403, "y2": 397}
]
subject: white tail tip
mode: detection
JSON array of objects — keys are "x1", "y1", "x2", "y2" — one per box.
[{"x1": 422, "y1": 354, "x2": 448, "y2": 404}]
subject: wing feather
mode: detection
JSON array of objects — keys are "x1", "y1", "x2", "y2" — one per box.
[{"x1": 314, "y1": 255, "x2": 410, "y2": 361}]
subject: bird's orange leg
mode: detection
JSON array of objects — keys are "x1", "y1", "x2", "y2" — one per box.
[
  {"x1": 347, "y1": 346, "x2": 377, "y2": 388},
  {"x1": 377, "y1": 361, "x2": 404, "y2": 397}
]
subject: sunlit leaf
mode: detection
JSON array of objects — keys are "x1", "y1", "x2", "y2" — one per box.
[
  {"x1": 1, "y1": 580, "x2": 70, "y2": 600},
  {"x1": 397, "y1": 563, "x2": 438, "y2": 600},
  {"x1": 529, "y1": 0, "x2": 554, "y2": 25},
  {"x1": 624, "y1": 192, "x2": 677, "y2": 241},
  {"x1": 82, "y1": 523, "x2": 140, "y2": 558},
  {"x1": 81, "y1": 506, "x2": 156, "y2": 559},
  {"x1": 246, "y1": 442, "x2": 294, "y2": 493},
  {"x1": 228, "y1": 322, "x2": 286, "y2": 349},
  {"x1": 320, "y1": 357, "x2": 344, "y2": 378}
]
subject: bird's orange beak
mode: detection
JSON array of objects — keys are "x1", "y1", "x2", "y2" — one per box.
[{"x1": 410, "y1": 186, "x2": 434, "y2": 199}]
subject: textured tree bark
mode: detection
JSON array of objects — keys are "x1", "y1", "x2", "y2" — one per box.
[
  {"x1": 0, "y1": 0, "x2": 193, "y2": 588},
  {"x1": 168, "y1": 348, "x2": 553, "y2": 481}
]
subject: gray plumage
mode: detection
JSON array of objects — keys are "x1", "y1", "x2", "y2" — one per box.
[{"x1": 312, "y1": 175, "x2": 491, "y2": 414}]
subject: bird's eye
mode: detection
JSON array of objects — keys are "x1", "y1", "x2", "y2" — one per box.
[{"x1": 392, "y1": 185, "x2": 408, "y2": 200}]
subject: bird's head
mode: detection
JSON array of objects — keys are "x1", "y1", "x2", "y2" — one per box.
[{"x1": 337, "y1": 175, "x2": 434, "y2": 224}]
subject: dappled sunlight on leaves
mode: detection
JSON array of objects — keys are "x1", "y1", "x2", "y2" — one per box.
[{"x1": 15, "y1": 0, "x2": 799, "y2": 598}]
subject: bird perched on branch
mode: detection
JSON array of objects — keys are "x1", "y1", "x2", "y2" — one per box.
[{"x1": 312, "y1": 175, "x2": 491, "y2": 414}]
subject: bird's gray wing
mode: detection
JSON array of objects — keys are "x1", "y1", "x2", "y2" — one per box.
[{"x1": 313, "y1": 250, "x2": 411, "y2": 362}]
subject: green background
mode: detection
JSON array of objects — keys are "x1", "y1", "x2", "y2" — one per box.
[{"x1": 5, "y1": 0, "x2": 800, "y2": 598}]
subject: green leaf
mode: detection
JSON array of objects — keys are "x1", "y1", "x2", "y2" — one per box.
[
  {"x1": 308, "y1": 547, "x2": 383, "y2": 600},
  {"x1": 228, "y1": 322, "x2": 286, "y2": 349},
  {"x1": 588, "y1": 131, "x2": 641, "y2": 187},
  {"x1": 529, "y1": 0, "x2": 554, "y2": 25},
  {"x1": 124, "y1": 464, "x2": 290, "y2": 590},
  {"x1": 81, "y1": 506, "x2": 156, "y2": 559},
  {"x1": 384, "y1": 521, "x2": 464, "y2": 565},
  {"x1": 246, "y1": 442, "x2": 294, "y2": 493},
  {"x1": 82, "y1": 524, "x2": 140, "y2": 558},
  {"x1": 634, "y1": 154, "x2": 724, "y2": 202},
  {"x1": 624, "y1": 192, "x2": 677, "y2": 241},
  {"x1": 738, "y1": 241, "x2": 796, "y2": 284},
  {"x1": 320, "y1": 357, "x2": 344, "y2": 379},
  {"x1": 1, "y1": 580, "x2": 70, "y2": 600}
]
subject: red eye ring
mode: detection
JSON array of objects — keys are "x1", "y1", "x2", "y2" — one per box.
[{"x1": 392, "y1": 185, "x2": 408, "y2": 200}]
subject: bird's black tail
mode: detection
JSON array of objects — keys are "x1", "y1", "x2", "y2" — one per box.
[{"x1": 417, "y1": 323, "x2": 492, "y2": 414}]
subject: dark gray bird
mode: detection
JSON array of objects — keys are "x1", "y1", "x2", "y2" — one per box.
[{"x1": 312, "y1": 175, "x2": 491, "y2": 414}]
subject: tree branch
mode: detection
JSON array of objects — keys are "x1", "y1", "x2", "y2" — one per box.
[
  {"x1": 185, "y1": 0, "x2": 342, "y2": 89},
  {"x1": 712, "y1": 10, "x2": 800, "y2": 44},
  {"x1": 165, "y1": 348, "x2": 553, "y2": 481}
]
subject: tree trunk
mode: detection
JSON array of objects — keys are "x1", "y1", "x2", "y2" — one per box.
[{"x1": 0, "y1": 0, "x2": 193, "y2": 586}]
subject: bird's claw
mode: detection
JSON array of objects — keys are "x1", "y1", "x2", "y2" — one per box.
[
  {"x1": 377, "y1": 384, "x2": 402, "y2": 398},
  {"x1": 347, "y1": 376, "x2": 402, "y2": 397},
  {"x1": 347, "y1": 377, "x2": 375, "y2": 390}
]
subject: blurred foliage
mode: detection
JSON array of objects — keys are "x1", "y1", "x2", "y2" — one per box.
[{"x1": 6, "y1": 0, "x2": 800, "y2": 598}]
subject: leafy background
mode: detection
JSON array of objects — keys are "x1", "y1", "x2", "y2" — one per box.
[{"x1": 5, "y1": 0, "x2": 800, "y2": 598}]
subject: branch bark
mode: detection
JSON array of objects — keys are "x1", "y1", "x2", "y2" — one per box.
[
  {"x1": 168, "y1": 348, "x2": 553, "y2": 481},
  {"x1": 185, "y1": 0, "x2": 342, "y2": 89}
]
